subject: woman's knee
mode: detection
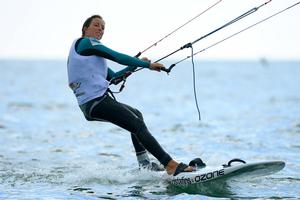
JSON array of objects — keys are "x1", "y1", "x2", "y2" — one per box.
[{"x1": 133, "y1": 109, "x2": 143, "y2": 120}]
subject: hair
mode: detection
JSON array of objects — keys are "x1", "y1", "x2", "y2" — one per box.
[{"x1": 81, "y1": 15, "x2": 103, "y2": 37}]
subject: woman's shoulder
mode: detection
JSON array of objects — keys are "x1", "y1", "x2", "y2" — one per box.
[
  {"x1": 82, "y1": 37, "x2": 102, "y2": 46},
  {"x1": 76, "y1": 37, "x2": 102, "y2": 52}
]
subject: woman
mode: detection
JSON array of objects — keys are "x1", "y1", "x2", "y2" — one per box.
[{"x1": 67, "y1": 15, "x2": 195, "y2": 175}]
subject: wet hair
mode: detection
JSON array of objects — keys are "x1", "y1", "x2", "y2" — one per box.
[{"x1": 82, "y1": 15, "x2": 103, "y2": 37}]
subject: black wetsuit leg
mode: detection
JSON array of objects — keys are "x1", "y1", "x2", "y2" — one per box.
[{"x1": 80, "y1": 94, "x2": 172, "y2": 167}]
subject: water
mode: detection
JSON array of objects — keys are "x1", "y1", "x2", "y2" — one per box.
[{"x1": 0, "y1": 59, "x2": 300, "y2": 199}]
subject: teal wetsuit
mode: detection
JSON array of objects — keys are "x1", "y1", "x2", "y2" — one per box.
[{"x1": 75, "y1": 37, "x2": 149, "y2": 81}]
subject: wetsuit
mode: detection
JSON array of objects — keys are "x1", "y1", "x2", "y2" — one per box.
[{"x1": 67, "y1": 37, "x2": 172, "y2": 167}]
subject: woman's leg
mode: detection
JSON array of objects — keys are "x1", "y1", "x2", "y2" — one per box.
[
  {"x1": 88, "y1": 95, "x2": 172, "y2": 167},
  {"x1": 121, "y1": 103, "x2": 155, "y2": 165}
]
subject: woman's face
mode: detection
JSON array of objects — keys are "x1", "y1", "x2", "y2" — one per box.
[{"x1": 83, "y1": 17, "x2": 105, "y2": 40}]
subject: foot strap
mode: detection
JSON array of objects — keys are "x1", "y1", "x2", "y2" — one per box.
[
  {"x1": 222, "y1": 158, "x2": 246, "y2": 168},
  {"x1": 173, "y1": 163, "x2": 189, "y2": 176},
  {"x1": 189, "y1": 158, "x2": 206, "y2": 168}
]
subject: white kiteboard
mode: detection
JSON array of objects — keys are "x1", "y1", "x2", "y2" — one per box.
[{"x1": 162, "y1": 159, "x2": 285, "y2": 186}]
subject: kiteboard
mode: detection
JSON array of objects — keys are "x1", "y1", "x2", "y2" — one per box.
[{"x1": 162, "y1": 159, "x2": 285, "y2": 186}]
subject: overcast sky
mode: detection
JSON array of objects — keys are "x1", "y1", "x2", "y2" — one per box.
[{"x1": 0, "y1": 0, "x2": 299, "y2": 61}]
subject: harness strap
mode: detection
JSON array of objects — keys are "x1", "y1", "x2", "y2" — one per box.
[{"x1": 107, "y1": 88, "x2": 116, "y2": 100}]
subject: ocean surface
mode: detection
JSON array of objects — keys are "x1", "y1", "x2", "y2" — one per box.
[{"x1": 0, "y1": 59, "x2": 300, "y2": 199}]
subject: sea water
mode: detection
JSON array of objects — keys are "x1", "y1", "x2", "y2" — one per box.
[{"x1": 0, "y1": 59, "x2": 299, "y2": 199}]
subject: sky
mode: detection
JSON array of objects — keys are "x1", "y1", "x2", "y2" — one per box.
[{"x1": 0, "y1": 0, "x2": 299, "y2": 61}]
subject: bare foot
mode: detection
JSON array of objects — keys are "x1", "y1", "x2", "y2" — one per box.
[{"x1": 165, "y1": 159, "x2": 194, "y2": 175}]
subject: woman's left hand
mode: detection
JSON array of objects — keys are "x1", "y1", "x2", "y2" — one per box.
[{"x1": 149, "y1": 62, "x2": 164, "y2": 72}]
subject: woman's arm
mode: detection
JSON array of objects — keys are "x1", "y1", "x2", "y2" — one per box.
[{"x1": 76, "y1": 37, "x2": 150, "y2": 68}]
